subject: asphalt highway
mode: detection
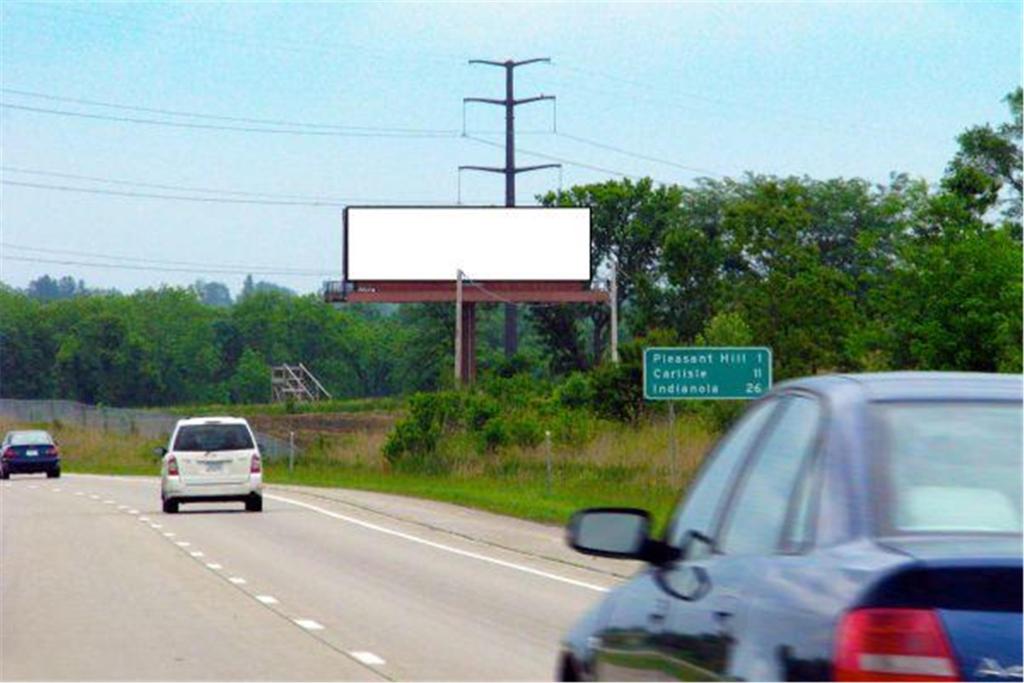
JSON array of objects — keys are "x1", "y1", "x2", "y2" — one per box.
[{"x1": 0, "y1": 474, "x2": 623, "y2": 681}]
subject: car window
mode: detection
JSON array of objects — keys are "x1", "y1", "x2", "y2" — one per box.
[
  {"x1": 173, "y1": 424, "x2": 254, "y2": 452},
  {"x1": 875, "y1": 402, "x2": 1022, "y2": 534},
  {"x1": 10, "y1": 431, "x2": 54, "y2": 446},
  {"x1": 666, "y1": 398, "x2": 779, "y2": 548},
  {"x1": 719, "y1": 395, "x2": 822, "y2": 556}
]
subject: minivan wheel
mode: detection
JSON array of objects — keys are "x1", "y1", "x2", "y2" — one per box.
[
  {"x1": 245, "y1": 495, "x2": 263, "y2": 513},
  {"x1": 47, "y1": 467, "x2": 60, "y2": 479},
  {"x1": 163, "y1": 498, "x2": 179, "y2": 514},
  {"x1": 0, "y1": 469, "x2": 8, "y2": 480}
]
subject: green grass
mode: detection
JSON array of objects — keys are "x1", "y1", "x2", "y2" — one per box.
[
  {"x1": 161, "y1": 396, "x2": 402, "y2": 418},
  {"x1": 2, "y1": 410, "x2": 712, "y2": 532},
  {"x1": 264, "y1": 460, "x2": 683, "y2": 530}
]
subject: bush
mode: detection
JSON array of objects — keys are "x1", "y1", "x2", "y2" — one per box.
[
  {"x1": 555, "y1": 372, "x2": 593, "y2": 409},
  {"x1": 507, "y1": 414, "x2": 544, "y2": 448}
]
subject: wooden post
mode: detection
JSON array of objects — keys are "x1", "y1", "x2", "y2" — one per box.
[{"x1": 544, "y1": 430, "x2": 553, "y2": 496}]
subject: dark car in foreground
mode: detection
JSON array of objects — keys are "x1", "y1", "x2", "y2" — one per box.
[
  {"x1": 1, "y1": 429, "x2": 61, "y2": 479},
  {"x1": 559, "y1": 372, "x2": 1022, "y2": 682}
]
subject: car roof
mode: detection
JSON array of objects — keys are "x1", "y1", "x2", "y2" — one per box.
[
  {"x1": 175, "y1": 416, "x2": 250, "y2": 426},
  {"x1": 774, "y1": 371, "x2": 1022, "y2": 402}
]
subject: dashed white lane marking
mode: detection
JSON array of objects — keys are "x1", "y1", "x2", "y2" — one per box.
[
  {"x1": 206, "y1": 563, "x2": 222, "y2": 570},
  {"x1": 52, "y1": 487, "x2": 61, "y2": 492},
  {"x1": 139, "y1": 516, "x2": 149, "y2": 522},
  {"x1": 228, "y1": 577, "x2": 247, "y2": 585},
  {"x1": 75, "y1": 492, "x2": 84, "y2": 496},
  {"x1": 176, "y1": 541, "x2": 191, "y2": 547},
  {"x1": 190, "y1": 551, "x2": 204, "y2": 557},
  {"x1": 29, "y1": 485, "x2": 37, "y2": 490},
  {"x1": 350, "y1": 651, "x2": 385, "y2": 666},
  {"x1": 103, "y1": 500, "x2": 115, "y2": 504},
  {"x1": 118, "y1": 505, "x2": 128, "y2": 510},
  {"x1": 266, "y1": 493, "x2": 609, "y2": 593},
  {"x1": 293, "y1": 619, "x2": 323, "y2": 630},
  {"x1": 128, "y1": 509, "x2": 139, "y2": 514},
  {"x1": 150, "y1": 523, "x2": 162, "y2": 529},
  {"x1": 255, "y1": 595, "x2": 278, "y2": 605},
  {"x1": 89, "y1": 494, "x2": 99, "y2": 499},
  {"x1": 163, "y1": 532, "x2": 175, "y2": 538}
]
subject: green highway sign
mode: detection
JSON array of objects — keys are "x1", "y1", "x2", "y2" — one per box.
[{"x1": 643, "y1": 347, "x2": 772, "y2": 400}]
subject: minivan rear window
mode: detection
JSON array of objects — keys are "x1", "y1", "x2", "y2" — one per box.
[
  {"x1": 173, "y1": 424, "x2": 253, "y2": 452},
  {"x1": 875, "y1": 402, "x2": 1022, "y2": 534}
]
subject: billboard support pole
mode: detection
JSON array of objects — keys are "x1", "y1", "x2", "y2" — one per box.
[
  {"x1": 454, "y1": 269, "x2": 464, "y2": 385},
  {"x1": 610, "y1": 258, "x2": 619, "y2": 364}
]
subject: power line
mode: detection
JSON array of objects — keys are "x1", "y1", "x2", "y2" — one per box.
[
  {"x1": 2, "y1": 243, "x2": 334, "y2": 276},
  {"x1": 464, "y1": 135, "x2": 671, "y2": 185},
  {"x1": 1, "y1": 179, "x2": 446, "y2": 207},
  {"x1": 1, "y1": 166, "x2": 439, "y2": 204},
  {"x1": 1, "y1": 103, "x2": 459, "y2": 139},
  {"x1": 2, "y1": 254, "x2": 333, "y2": 277},
  {"x1": 1, "y1": 88, "x2": 460, "y2": 135},
  {"x1": 555, "y1": 132, "x2": 725, "y2": 178},
  {"x1": 556, "y1": 63, "x2": 900, "y2": 137}
]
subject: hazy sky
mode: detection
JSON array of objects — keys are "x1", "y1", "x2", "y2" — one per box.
[{"x1": 1, "y1": 1, "x2": 1020, "y2": 295}]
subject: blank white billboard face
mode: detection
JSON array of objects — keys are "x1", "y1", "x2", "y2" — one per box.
[{"x1": 345, "y1": 207, "x2": 591, "y2": 281}]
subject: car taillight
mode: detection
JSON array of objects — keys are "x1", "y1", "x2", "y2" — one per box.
[
  {"x1": 46, "y1": 446, "x2": 58, "y2": 457},
  {"x1": 2, "y1": 448, "x2": 14, "y2": 459},
  {"x1": 250, "y1": 454, "x2": 261, "y2": 474},
  {"x1": 167, "y1": 456, "x2": 179, "y2": 476},
  {"x1": 834, "y1": 608, "x2": 960, "y2": 681}
]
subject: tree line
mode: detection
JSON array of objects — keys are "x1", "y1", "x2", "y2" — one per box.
[{"x1": 0, "y1": 89, "x2": 1019, "y2": 408}]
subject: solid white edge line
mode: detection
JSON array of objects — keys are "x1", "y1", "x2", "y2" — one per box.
[{"x1": 265, "y1": 493, "x2": 608, "y2": 593}]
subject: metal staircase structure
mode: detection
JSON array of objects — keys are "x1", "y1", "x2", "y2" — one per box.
[{"x1": 271, "y1": 364, "x2": 332, "y2": 403}]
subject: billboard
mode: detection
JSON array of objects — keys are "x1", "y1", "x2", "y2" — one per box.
[{"x1": 344, "y1": 207, "x2": 591, "y2": 282}]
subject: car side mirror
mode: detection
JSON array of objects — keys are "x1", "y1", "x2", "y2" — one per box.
[
  {"x1": 678, "y1": 528, "x2": 715, "y2": 562},
  {"x1": 153, "y1": 446, "x2": 167, "y2": 457},
  {"x1": 567, "y1": 508, "x2": 655, "y2": 560}
]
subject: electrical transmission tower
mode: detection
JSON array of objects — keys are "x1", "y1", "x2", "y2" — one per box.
[{"x1": 460, "y1": 58, "x2": 559, "y2": 359}]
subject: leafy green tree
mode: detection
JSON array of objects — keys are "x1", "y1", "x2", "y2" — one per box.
[
  {"x1": 944, "y1": 87, "x2": 1022, "y2": 225},
  {"x1": 230, "y1": 348, "x2": 271, "y2": 403}
]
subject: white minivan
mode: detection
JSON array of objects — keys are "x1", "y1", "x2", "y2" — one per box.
[{"x1": 158, "y1": 417, "x2": 263, "y2": 513}]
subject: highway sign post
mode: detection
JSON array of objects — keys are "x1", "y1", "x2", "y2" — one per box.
[{"x1": 643, "y1": 347, "x2": 772, "y2": 400}]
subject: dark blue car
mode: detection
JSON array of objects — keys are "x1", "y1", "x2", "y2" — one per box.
[
  {"x1": 1, "y1": 430, "x2": 61, "y2": 479},
  {"x1": 560, "y1": 372, "x2": 1022, "y2": 681}
]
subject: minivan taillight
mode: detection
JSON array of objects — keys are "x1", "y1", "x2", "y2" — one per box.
[
  {"x1": 834, "y1": 608, "x2": 960, "y2": 681},
  {"x1": 167, "y1": 456, "x2": 179, "y2": 476},
  {"x1": 250, "y1": 454, "x2": 261, "y2": 474}
]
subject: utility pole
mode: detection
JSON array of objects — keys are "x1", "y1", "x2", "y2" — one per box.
[{"x1": 461, "y1": 58, "x2": 560, "y2": 360}]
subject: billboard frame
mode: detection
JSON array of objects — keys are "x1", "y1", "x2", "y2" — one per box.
[{"x1": 342, "y1": 205, "x2": 593, "y2": 286}]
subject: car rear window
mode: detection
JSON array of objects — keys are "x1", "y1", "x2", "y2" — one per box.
[
  {"x1": 173, "y1": 424, "x2": 253, "y2": 452},
  {"x1": 10, "y1": 431, "x2": 53, "y2": 446},
  {"x1": 875, "y1": 402, "x2": 1022, "y2": 534}
]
